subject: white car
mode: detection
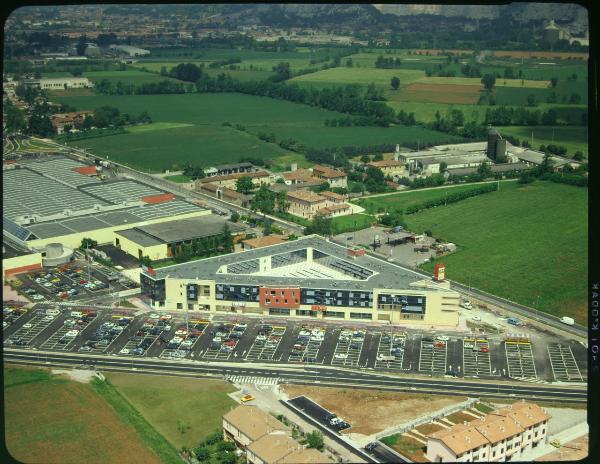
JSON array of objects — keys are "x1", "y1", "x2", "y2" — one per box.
[
  {"x1": 23, "y1": 323, "x2": 33, "y2": 329},
  {"x1": 471, "y1": 316, "x2": 482, "y2": 322},
  {"x1": 120, "y1": 348, "x2": 130, "y2": 355},
  {"x1": 255, "y1": 334, "x2": 267, "y2": 341},
  {"x1": 461, "y1": 301, "x2": 473, "y2": 310},
  {"x1": 3, "y1": 322, "x2": 8, "y2": 328},
  {"x1": 435, "y1": 335, "x2": 450, "y2": 342},
  {"x1": 65, "y1": 330, "x2": 79, "y2": 337},
  {"x1": 164, "y1": 325, "x2": 172, "y2": 332},
  {"x1": 463, "y1": 342, "x2": 474, "y2": 349},
  {"x1": 334, "y1": 353, "x2": 348, "y2": 359},
  {"x1": 33, "y1": 295, "x2": 45, "y2": 300},
  {"x1": 149, "y1": 313, "x2": 160, "y2": 319}
]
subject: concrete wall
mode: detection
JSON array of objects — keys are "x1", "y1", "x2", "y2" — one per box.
[{"x1": 115, "y1": 234, "x2": 169, "y2": 261}]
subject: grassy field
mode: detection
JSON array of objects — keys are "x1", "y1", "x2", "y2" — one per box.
[
  {"x1": 352, "y1": 183, "x2": 501, "y2": 214},
  {"x1": 164, "y1": 174, "x2": 192, "y2": 183},
  {"x1": 332, "y1": 213, "x2": 377, "y2": 233},
  {"x1": 405, "y1": 181, "x2": 587, "y2": 321},
  {"x1": 82, "y1": 70, "x2": 182, "y2": 85},
  {"x1": 418, "y1": 76, "x2": 549, "y2": 88},
  {"x1": 105, "y1": 372, "x2": 237, "y2": 449},
  {"x1": 396, "y1": 82, "x2": 482, "y2": 104},
  {"x1": 290, "y1": 67, "x2": 425, "y2": 89},
  {"x1": 54, "y1": 92, "x2": 460, "y2": 171},
  {"x1": 4, "y1": 364, "x2": 164, "y2": 464},
  {"x1": 497, "y1": 125, "x2": 588, "y2": 156}
]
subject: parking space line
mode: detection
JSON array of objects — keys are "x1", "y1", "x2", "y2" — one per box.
[
  {"x1": 374, "y1": 331, "x2": 406, "y2": 371},
  {"x1": 330, "y1": 328, "x2": 366, "y2": 368},
  {"x1": 504, "y1": 337, "x2": 538, "y2": 380},
  {"x1": 547, "y1": 343, "x2": 583, "y2": 382}
]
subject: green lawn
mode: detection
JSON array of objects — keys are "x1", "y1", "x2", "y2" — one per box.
[
  {"x1": 352, "y1": 183, "x2": 501, "y2": 214},
  {"x1": 332, "y1": 213, "x2": 376, "y2": 233},
  {"x1": 405, "y1": 181, "x2": 587, "y2": 321},
  {"x1": 127, "y1": 122, "x2": 194, "y2": 133},
  {"x1": 105, "y1": 372, "x2": 237, "y2": 449},
  {"x1": 164, "y1": 174, "x2": 192, "y2": 183},
  {"x1": 4, "y1": 364, "x2": 166, "y2": 464},
  {"x1": 497, "y1": 125, "x2": 588, "y2": 157}
]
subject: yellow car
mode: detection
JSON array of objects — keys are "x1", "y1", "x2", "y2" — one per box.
[
  {"x1": 51, "y1": 278, "x2": 61, "y2": 283},
  {"x1": 12, "y1": 280, "x2": 22, "y2": 287},
  {"x1": 240, "y1": 394, "x2": 255, "y2": 403},
  {"x1": 550, "y1": 439, "x2": 561, "y2": 448}
]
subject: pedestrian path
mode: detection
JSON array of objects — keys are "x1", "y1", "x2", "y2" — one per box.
[{"x1": 227, "y1": 375, "x2": 281, "y2": 385}]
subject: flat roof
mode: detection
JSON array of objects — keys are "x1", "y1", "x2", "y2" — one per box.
[
  {"x1": 149, "y1": 235, "x2": 444, "y2": 293},
  {"x1": 133, "y1": 216, "x2": 245, "y2": 244},
  {"x1": 115, "y1": 228, "x2": 164, "y2": 247}
]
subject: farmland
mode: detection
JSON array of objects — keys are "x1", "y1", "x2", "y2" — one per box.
[
  {"x1": 497, "y1": 125, "x2": 588, "y2": 157},
  {"x1": 418, "y1": 76, "x2": 549, "y2": 88},
  {"x1": 290, "y1": 67, "x2": 425, "y2": 89},
  {"x1": 396, "y1": 83, "x2": 482, "y2": 104},
  {"x1": 82, "y1": 70, "x2": 183, "y2": 85},
  {"x1": 4, "y1": 364, "x2": 165, "y2": 464},
  {"x1": 53, "y1": 92, "x2": 460, "y2": 172},
  {"x1": 105, "y1": 372, "x2": 237, "y2": 449},
  {"x1": 403, "y1": 181, "x2": 587, "y2": 321},
  {"x1": 352, "y1": 182, "x2": 504, "y2": 214}
]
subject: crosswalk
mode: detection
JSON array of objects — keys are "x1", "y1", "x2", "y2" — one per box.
[{"x1": 227, "y1": 375, "x2": 281, "y2": 385}]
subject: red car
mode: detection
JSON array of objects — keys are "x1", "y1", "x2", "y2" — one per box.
[
  {"x1": 79, "y1": 279, "x2": 88, "y2": 284},
  {"x1": 224, "y1": 340, "x2": 236, "y2": 347},
  {"x1": 434, "y1": 341, "x2": 446, "y2": 348},
  {"x1": 479, "y1": 346, "x2": 490, "y2": 353}
]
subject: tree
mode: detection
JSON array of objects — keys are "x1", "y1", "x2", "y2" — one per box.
[
  {"x1": 360, "y1": 154, "x2": 370, "y2": 163},
  {"x1": 221, "y1": 223, "x2": 233, "y2": 252},
  {"x1": 275, "y1": 190, "x2": 289, "y2": 213},
  {"x1": 272, "y1": 61, "x2": 291, "y2": 81},
  {"x1": 263, "y1": 218, "x2": 272, "y2": 236},
  {"x1": 4, "y1": 104, "x2": 27, "y2": 134},
  {"x1": 139, "y1": 255, "x2": 152, "y2": 267},
  {"x1": 503, "y1": 67, "x2": 514, "y2": 79},
  {"x1": 80, "y1": 237, "x2": 98, "y2": 250},
  {"x1": 305, "y1": 430, "x2": 324, "y2": 451},
  {"x1": 390, "y1": 76, "x2": 400, "y2": 90},
  {"x1": 439, "y1": 162, "x2": 448, "y2": 172},
  {"x1": 569, "y1": 93, "x2": 581, "y2": 104},
  {"x1": 251, "y1": 184, "x2": 275, "y2": 215},
  {"x1": 481, "y1": 74, "x2": 496, "y2": 90},
  {"x1": 477, "y1": 161, "x2": 493, "y2": 179},
  {"x1": 235, "y1": 176, "x2": 254, "y2": 194},
  {"x1": 573, "y1": 151, "x2": 584, "y2": 161},
  {"x1": 550, "y1": 77, "x2": 558, "y2": 88},
  {"x1": 526, "y1": 94, "x2": 538, "y2": 107},
  {"x1": 346, "y1": 57, "x2": 353, "y2": 67},
  {"x1": 194, "y1": 447, "x2": 210, "y2": 461},
  {"x1": 373, "y1": 153, "x2": 384, "y2": 161},
  {"x1": 76, "y1": 35, "x2": 87, "y2": 56},
  {"x1": 230, "y1": 211, "x2": 240, "y2": 223},
  {"x1": 305, "y1": 214, "x2": 333, "y2": 237}
]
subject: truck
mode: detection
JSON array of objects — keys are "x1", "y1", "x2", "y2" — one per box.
[{"x1": 560, "y1": 316, "x2": 575, "y2": 326}]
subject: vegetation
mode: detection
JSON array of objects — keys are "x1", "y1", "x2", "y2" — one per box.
[
  {"x1": 407, "y1": 181, "x2": 587, "y2": 320},
  {"x1": 304, "y1": 430, "x2": 325, "y2": 451}
]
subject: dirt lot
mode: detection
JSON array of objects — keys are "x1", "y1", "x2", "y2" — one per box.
[
  {"x1": 410, "y1": 49, "x2": 472, "y2": 56},
  {"x1": 536, "y1": 434, "x2": 588, "y2": 461},
  {"x1": 282, "y1": 385, "x2": 466, "y2": 436},
  {"x1": 399, "y1": 83, "x2": 482, "y2": 104}
]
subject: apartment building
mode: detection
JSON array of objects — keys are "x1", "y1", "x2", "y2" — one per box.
[
  {"x1": 426, "y1": 402, "x2": 551, "y2": 462},
  {"x1": 286, "y1": 190, "x2": 351, "y2": 220},
  {"x1": 367, "y1": 159, "x2": 406, "y2": 177}
]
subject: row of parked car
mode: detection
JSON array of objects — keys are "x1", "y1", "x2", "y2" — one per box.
[
  {"x1": 289, "y1": 326, "x2": 325, "y2": 362},
  {"x1": 80, "y1": 316, "x2": 131, "y2": 352},
  {"x1": 3, "y1": 306, "x2": 27, "y2": 329},
  {"x1": 210, "y1": 322, "x2": 247, "y2": 352}
]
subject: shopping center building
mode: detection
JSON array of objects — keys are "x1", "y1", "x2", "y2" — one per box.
[{"x1": 140, "y1": 235, "x2": 460, "y2": 326}]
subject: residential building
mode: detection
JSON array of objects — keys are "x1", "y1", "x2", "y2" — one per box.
[
  {"x1": 426, "y1": 401, "x2": 551, "y2": 462},
  {"x1": 312, "y1": 165, "x2": 348, "y2": 188},
  {"x1": 286, "y1": 190, "x2": 352, "y2": 220},
  {"x1": 50, "y1": 111, "x2": 93, "y2": 134},
  {"x1": 197, "y1": 170, "x2": 275, "y2": 190},
  {"x1": 367, "y1": 159, "x2": 406, "y2": 177},
  {"x1": 282, "y1": 168, "x2": 319, "y2": 185},
  {"x1": 222, "y1": 405, "x2": 290, "y2": 448}
]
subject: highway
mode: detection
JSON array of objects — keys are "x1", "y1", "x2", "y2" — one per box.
[{"x1": 4, "y1": 349, "x2": 586, "y2": 404}]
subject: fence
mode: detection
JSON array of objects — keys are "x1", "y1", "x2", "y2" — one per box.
[{"x1": 376, "y1": 397, "x2": 478, "y2": 439}]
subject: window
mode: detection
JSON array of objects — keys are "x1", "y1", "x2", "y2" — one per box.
[
  {"x1": 177, "y1": 303, "x2": 183, "y2": 309},
  {"x1": 188, "y1": 304, "x2": 193, "y2": 310}
]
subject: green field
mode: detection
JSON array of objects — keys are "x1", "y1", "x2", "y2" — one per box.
[
  {"x1": 4, "y1": 364, "x2": 165, "y2": 464},
  {"x1": 404, "y1": 181, "x2": 587, "y2": 320},
  {"x1": 290, "y1": 67, "x2": 425, "y2": 91},
  {"x1": 54, "y1": 92, "x2": 460, "y2": 171},
  {"x1": 497, "y1": 125, "x2": 588, "y2": 156},
  {"x1": 352, "y1": 183, "x2": 502, "y2": 214},
  {"x1": 419, "y1": 76, "x2": 549, "y2": 88},
  {"x1": 82, "y1": 70, "x2": 183, "y2": 85},
  {"x1": 332, "y1": 213, "x2": 376, "y2": 233},
  {"x1": 105, "y1": 372, "x2": 237, "y2": 449},
  {"x1": 164, "y1": 174, "x2": 192, "y2": 183}
]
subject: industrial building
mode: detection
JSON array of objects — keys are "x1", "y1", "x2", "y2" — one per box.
[
  {"x1": 3, "y1": 155, "x2": 209, "y2": 268},
  {"x1": 22, "y1": 77, "x2": 93, "y2": 90},
  {"x1": 140, "y1": 235, "x2": 460, "y2": 325},
  {"x1": 114, "y1": 215, "x2": 245, "y2": 261},
  {"x1": 108, "y1": 44, "x2": 151, "y2": 57}
]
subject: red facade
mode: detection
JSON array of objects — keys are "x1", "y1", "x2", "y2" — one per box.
[{"x1": 259, "y1": 287, "x2": 301, "y2": 308}]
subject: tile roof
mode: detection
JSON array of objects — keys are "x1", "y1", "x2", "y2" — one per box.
[
  {"x1": 243, "y1": 235, "x2": 287, "y2": 249},
  {"x1": 320, "y1": 191, "x2": 346, "y2": 201},
  {"x1": 312, "y1": 165, "x2": 346, "y2": 179},
  {"x1": 368, "y1": 160, "x2": 403, "y2": 168},
  {"x1": 278, "y1": 447, "x2": 331, "y2": 463},
  {"x1": 471, "y1": 414, "x2": 524, "y2": 443},
  {"x1": 223, "y1": 405, "x2": 289, "y2": 442},
  {"x1": 493, "y1": 402, "x2": 551, "y2": 429},
  {"x1": 282, "y1": 168, "x2": 315, "y2": 181},
  {"x1": 247, "y1": 433, "x2": 298, "y2": 464},
  {"x1": 318, "y1": 204, "x2": 351, "y2": 215},
  {"x1": 429, "y1": 423, "x2": 489, "y2": 456},
  {"x1": 287, "y1": 189, "x2": 326, "y2": 203}
]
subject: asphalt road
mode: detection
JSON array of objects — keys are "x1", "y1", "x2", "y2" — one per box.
[{"x1": 4, "y1": 349, "x2": 586, "y2": 404}]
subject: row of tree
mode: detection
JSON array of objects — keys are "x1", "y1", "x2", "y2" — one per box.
[{"x1": 403, "y1": 183, "x2": 498, "y2": 215}]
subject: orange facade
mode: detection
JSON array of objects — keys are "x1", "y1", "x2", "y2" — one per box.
[
  {"x1": 142, "y1": 193, "x2": 175, "y2": 204},
  {"x1": 259, "y1": 287, "x2": 301, "y2": 308}
]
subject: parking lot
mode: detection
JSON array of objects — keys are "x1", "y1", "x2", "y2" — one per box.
[
  {"x1": 462, "y1": 336, "x2": 493, "y2": 377},
  {"x1": 3, "y1": 304, "x2": 29, "y2": 330},
  {"x1": 547, "y1": 343, "x2": 584, "y2": 382},
  {"x1": 504, "y1": 335, "x2": 538, "y2": 380},
  {"x1": 3, "y1": 306, "x2": 587, "y2": 385},
  {"x1": 288, "y1": 395, "x2": 351, "y2": 434},
  {"x1": 331, "y1": 328, "x2": 366, "y2": 368},
  {"x1": 374, "y1": 331, "x2": 406, "y2": 370},
  {"x1": 12, "y1": 261, "x2": 137, "y2": 303}
]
